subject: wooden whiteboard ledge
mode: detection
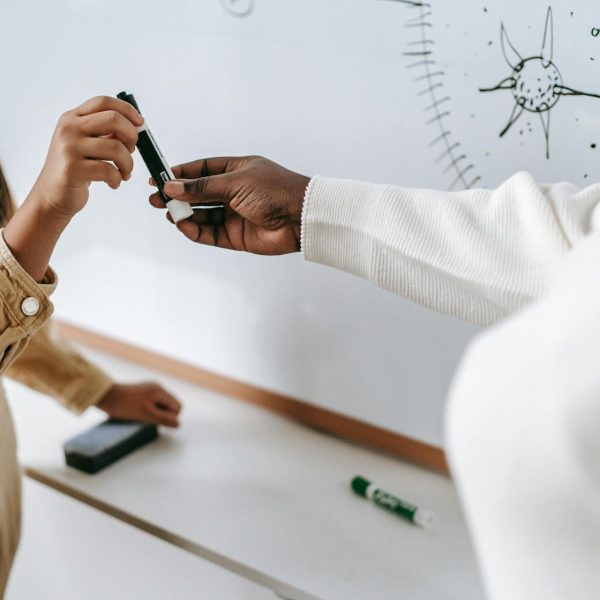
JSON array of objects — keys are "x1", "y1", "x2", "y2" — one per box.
[{"x1": 56, "y1": 320, "x2": 448, "y2": 473}]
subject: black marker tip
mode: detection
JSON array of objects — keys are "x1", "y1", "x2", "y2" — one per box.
[{"x1": 116, "y1": 91, "x2": 140, "y2": 112}]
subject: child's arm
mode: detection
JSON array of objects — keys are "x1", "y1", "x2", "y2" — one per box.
[
  {"x1": 5, "y1": 321, "x2": 181, "y2": 427},
  {"x1": 4, "y1": 96, "x2": 142, "y2": 282},
  {"x1": 0, "y1": 96, "x2": 141, "y2": 378},
  {"x1": 2, "y1": 96, "x2": 181, "y2": 426}
]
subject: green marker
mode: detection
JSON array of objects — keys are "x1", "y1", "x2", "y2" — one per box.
[{"x1": 351, "y1": 475, "x2": 436, "y2": 528}]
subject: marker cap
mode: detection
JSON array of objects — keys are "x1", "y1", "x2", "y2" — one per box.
[
  {"x1": 166, "y1": 199, "x2": 194, "y2": 223},
  {"x1": 351, "y1": 475, "x2": 371, "y2": 498}
]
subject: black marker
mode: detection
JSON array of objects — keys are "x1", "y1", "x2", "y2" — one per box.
[{"x1": 117, "y1": 91, "x2": 194, "y2": 223}]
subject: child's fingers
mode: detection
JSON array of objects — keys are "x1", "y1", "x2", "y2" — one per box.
[
  {"x1": 147, "y1": 403, "x2": 179, "y2": 428},
  {"x1": 154, "y1": 391, "x2": 182, "y2": 414},
  {"x1": 75, "y1": 95, "x2": 143, "y2": 127},
  {"x1": 83, "y1": 159, "x2": 123, "y2": 190},
  {"x1": 80, "y1": 111, "x2": 139, "y2": 151},
  {"x1": 80, "y1": 138, "x2": 134, "y2": 180}
]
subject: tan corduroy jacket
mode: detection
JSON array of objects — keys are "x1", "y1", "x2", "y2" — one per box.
[{"x1": 0, "y1": 232, "x2": 112, "y2": 598}]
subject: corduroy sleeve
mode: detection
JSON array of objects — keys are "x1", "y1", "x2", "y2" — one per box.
[
  {"x1": 5, "y1": 320, "x2": 113, "y2": 414},
  {"x1": 0, "y1": 231, "x2": 56, "y2": 375}
]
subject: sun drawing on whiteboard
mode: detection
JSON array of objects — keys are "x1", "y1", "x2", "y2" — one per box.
[{"x1": 480, "y1": 7, "x2": 600, "y2": 159}]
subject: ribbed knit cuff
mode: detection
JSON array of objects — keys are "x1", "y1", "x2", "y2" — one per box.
[{"x1": 300, "y1": 176, "x2": 388, "y2": 279}]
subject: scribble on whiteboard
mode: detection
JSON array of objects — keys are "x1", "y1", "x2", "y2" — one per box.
[
  {"x1": 221, "y1": 0, "x2": 253, "y2": 17},
  {"x1": 480, "y1": 7, "x2": 600, "y2": 159}
]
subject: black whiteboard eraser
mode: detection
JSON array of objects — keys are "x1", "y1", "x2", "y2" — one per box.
[{"x1": 63, "y1": 419, "x2": 158, "y2": 474}]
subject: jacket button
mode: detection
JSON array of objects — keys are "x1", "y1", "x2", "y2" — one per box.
[{"x1": 21, "y1": 297, "x2": 40, "y2": 316}]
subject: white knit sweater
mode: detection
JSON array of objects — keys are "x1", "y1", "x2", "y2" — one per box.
[
  {"x1": 446, "y1": 233, "x2": 600, "y2": 600},
  {"x1": 301, "y1": 172, "x2": 600, "y2": 326},
  {"x1": 301, "y1": 172, "x2": 600, "y2": 600}
]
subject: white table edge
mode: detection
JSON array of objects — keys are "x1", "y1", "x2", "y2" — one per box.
[{"x1": 23, "y1": 467, "x2": 318, "y2": 600}]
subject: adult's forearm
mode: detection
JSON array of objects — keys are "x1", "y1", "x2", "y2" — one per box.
[{"x1": 300, "y1": 172, "x2": 599, "y2": 326}]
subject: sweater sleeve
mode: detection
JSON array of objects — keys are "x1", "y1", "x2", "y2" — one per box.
[{"x1": 300, "y1": 172, "x2": 600, "y2": 326}]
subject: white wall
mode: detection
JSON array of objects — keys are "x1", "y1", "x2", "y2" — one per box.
[{"x1": 1, "y1": 0, "x2": 597, "y2": 446}]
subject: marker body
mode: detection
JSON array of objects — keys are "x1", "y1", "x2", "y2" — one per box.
[
  {"x1": 117, "y1": 92, "x2": 193, "y2": 223},
  {"x1": 351, "y1": 475, "x2": 435, "y2": 528}
]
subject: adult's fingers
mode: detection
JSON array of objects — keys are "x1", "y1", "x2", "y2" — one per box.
[
  {"x1": 80, "y1": 138, "x2": 134, "y2": 180},
  {"x1": 176, "y1": 220, "x2": 236, "y2": 249},
  {"x1": 190, "y1": 206, "x2": 226, "y2": 225},
  {"x1": 151, "y1": 154, "x2": 247, "y2": 189},
  {"x1": 74, "y1": 96, "x2": 144, "y2": 127},
  {"x1": 163, "y1": 206, "x2": 225, "y2": 227},
  {"x1": 80, "y1": 110, "x2": 139, "y2": 151},
  {"x1": 170, "y1": 156, "x2": 244, "y2": 180},
  {"x1": 163, "y1": 174, "x2": 233, "y2": 204},
  {"x1": 148, "y1": 192, "x2": 225, "y2": 230},
  {"x1": 148, "y1": 190, "x2": 166, "y2": 208}
]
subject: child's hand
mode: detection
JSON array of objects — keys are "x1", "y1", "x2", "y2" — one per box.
[
  {"x1": 32, "y1": 96, "x2": 143, "y2": 219},
  {"x1": 96, "y1": 382, "x2": 181, "y2": 428}
]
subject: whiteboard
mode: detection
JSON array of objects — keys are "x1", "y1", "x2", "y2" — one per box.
[{"x1": 0, "y1": 0, "x2": 597, "y2": 447}]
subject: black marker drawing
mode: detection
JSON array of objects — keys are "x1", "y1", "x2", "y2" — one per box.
[
  {"x1": 402, "y1": 2, "x2": 481, "y2": 189},
  {"x1": 480, "y1": 7, "x2": 600, "y2": 159},
  {"x1": 592, "y1": 27, "x2": 600, "y2": 37},
  {"x1": 386, "y1": 0, "x2": 427, "y2": 5},
  {"x1": 220, "y1": 0, "x2": 253, "y2": 17}
]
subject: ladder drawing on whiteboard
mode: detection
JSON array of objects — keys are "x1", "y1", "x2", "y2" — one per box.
[
  {"x1": 402, "y1": 2, "x2": 482, "y2": 190},
  {"x1": 480, "y1": 7, "x2": 600, "y2": 160}
]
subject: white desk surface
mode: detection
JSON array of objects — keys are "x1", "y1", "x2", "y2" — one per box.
[
  {"x1": 8, "y1": 478, "x2": 270, "y2": 600},
  {"x1": 7, "y1": 345, "x2": 484, "y2": 600}
]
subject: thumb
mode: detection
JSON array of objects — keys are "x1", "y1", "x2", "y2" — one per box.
[{"x1": 163, "y1": 174, "x2": 233, "y2": 205}]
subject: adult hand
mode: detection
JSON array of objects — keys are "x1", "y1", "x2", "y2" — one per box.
[
  {"x1": 96, "y1": 382, "x2": 182, "y2": 428},
  {"x1": 148, "y1": 156, "x2": 310, "y2": 255}
]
